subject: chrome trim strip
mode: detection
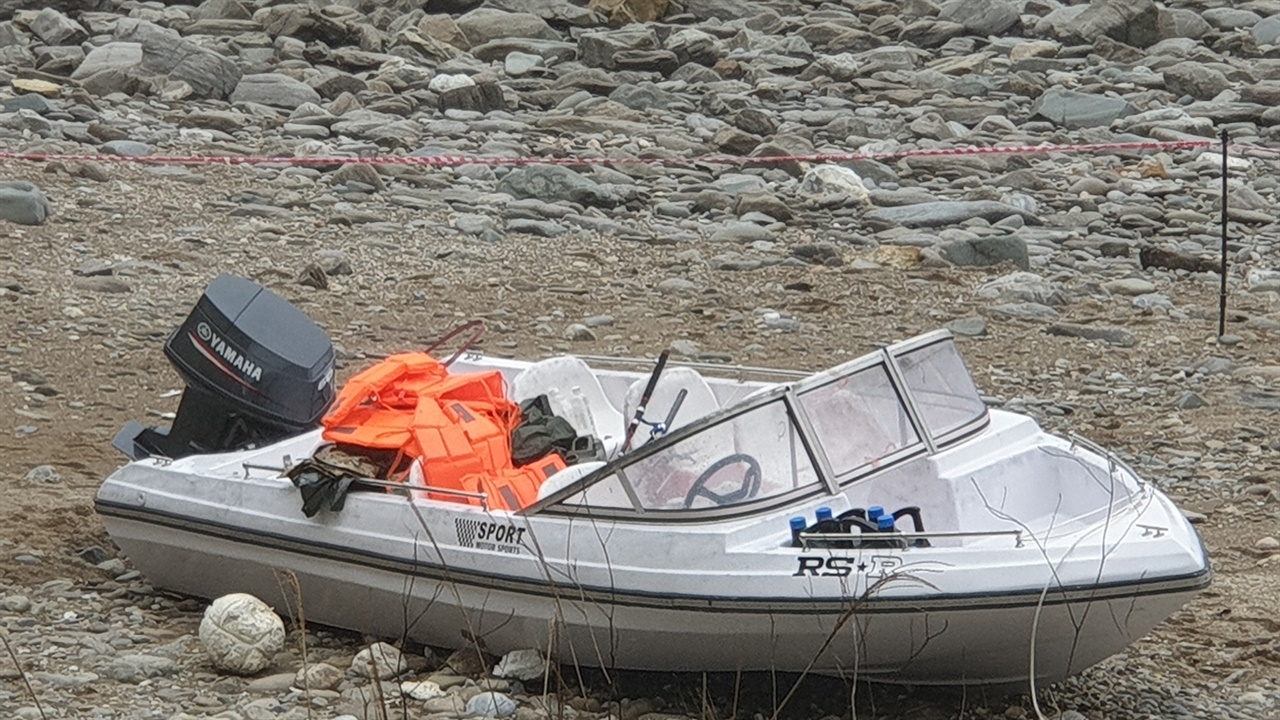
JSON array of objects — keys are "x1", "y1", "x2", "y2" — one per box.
[{"x1": 800, "y1": 529, "x2": 1025, "y2": 548}]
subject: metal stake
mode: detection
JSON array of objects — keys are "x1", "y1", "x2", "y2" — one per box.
[{"x1": 1219, "y1": 127, "x2": 1229, "y2": 338}]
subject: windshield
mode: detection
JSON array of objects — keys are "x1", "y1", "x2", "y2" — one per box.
[
  {"x1": 795, "y1": 362, "x2": 920, "y2": 479},
  {"x1": 557, "y1": 396, "x2": 820, "y2": 513},
  {"x1": 894, "y1": 339, "x2": 986, "y2": 441},
  {"x1": 535, "y1": 332, "x2": 987, "y2": 518}
]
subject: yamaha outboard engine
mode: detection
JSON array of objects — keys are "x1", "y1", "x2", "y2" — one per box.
[{"x1": 114, "y1": 274, "x2": 336, "y2": 460}]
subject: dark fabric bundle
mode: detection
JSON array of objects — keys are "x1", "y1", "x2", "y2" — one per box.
[
  {"x1": 286, "y1": 445, "x2": 386, "y2": 517},
  {"x1": 511, "y1": 395, "x2": 604, "y2": 467}
]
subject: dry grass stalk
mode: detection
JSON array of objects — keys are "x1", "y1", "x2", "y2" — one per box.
[
  {"x1": 0, "y1": 626, "x2": 48, "y2": 720},
  {"x1": 274, "y1": 569, "x2": 313, "y2": 720}
]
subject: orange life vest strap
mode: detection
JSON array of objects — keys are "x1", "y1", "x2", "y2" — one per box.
[{"x1": 463, "y1": 452, "x2": 567, "y2": 511}]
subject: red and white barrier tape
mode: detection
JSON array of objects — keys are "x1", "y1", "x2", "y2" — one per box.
[
  {"x1": 0, "y1": 139, "x2": 1224, "y2": 170},
  {"x1": 1235, "y1": 143, "x2": 1280, "y2": 156}
]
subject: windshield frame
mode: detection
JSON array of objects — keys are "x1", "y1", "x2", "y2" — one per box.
[{"x1": 521, "y1": 329, "x2": 988, "y2": 520}]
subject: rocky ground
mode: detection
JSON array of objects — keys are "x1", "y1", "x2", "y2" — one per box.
[{"x1": 2, "y1": 0, "x2": 1280, "y2": 718}]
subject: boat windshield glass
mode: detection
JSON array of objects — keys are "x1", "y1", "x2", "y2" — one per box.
[
  {"x1": 893, "y1": 339, "x2": 986, "y2": 439},
  {"x1": 538, "y1": 332, "x2": 988, "y2": 517},
  {"x1": 795, "y1": 362, "x2": 920, "y2": 478},
  {"x1": 559, "y1": 397, "x2": 820, "y2": 512}
]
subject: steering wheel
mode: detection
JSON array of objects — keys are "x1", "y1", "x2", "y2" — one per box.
[{"x1": 684, "y1": 453, "x2": 762, "y2": 508}]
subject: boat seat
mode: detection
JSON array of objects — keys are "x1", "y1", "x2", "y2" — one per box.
[
  {"x1": 716, "y1": 381, "x2": 778, "y2": 408},
  {"x1": 510, "y1": 356, "x2": 624, "y2": 457},
  {"x1": 622, "y1": 367, "x2": 721, "y2": 450}
]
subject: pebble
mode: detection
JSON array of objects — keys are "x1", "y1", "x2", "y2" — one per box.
[
  {"x1": 22, "y1": 464, "x2": 61, "y2": 484},
  {"x1": 295, "y1": 662, "x2": 344, "y2": 691},
  {"x1": 246, "y1": 672, "x2": 297, "y2": 693},
  {"x1": 467, "y1": 691, "x2": 518, "y2": 718},
  {"x1": 1104, "y1": 278, "x2": 1158, "y2": 296},
  {"x1": 946, "y1": 316, "x2": 989, "y2": 338},
  {"x1": 564, "y1": 323, "x2": 596, "y2": 341},
  {"x1": 351, "y1": 642, "x2": 407, "y2": 679},
  {"x1": 401, "y1": 679, "x2": 444, "y2": 700},
  {"x1": 102, "y1": 654, "x2": 181, "y2": 683},
  {"x1": 1046, "y1": 322, "x2": 1138, "y2": 348},
  {"x1": 0, "y1": 594, "x2": 32, "y2": 612},
  {"x1": 1175, "y1": 392, "x2": 1208, "y2": 410},
  {"x1": 493, "y1": 648, "x2": 545, "y2": 681}
]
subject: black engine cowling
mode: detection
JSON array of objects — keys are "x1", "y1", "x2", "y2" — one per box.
[{"x1": 114, "y1": 274, "x2": 336, "y2": 460}]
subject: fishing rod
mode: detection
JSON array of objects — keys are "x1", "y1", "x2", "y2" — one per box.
[{"x1": 620, "y1": 349, "x2": 670, "y2": 454}]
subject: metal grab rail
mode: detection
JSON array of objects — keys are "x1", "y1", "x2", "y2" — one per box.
[
  {"x1": 242, "y1": 462, "x2": 286, "y2": 477},
  {"x1": 798, "y1": 529, "x2": 1024, "y2": 548},
  {"x1": 240, "y1": 462, "x2": 491, "y2": 508}
]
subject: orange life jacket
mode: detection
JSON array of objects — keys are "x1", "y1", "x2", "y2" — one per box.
[
  {"x1": 321, "y1": 352, "x2": 558, "y2": 510},
  {"x1": 464, "y1": 454, "x2": 567, "y2": 511}
]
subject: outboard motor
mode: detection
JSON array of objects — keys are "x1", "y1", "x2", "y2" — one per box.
[{"x1": 114, "y1": 274, "x2": 336, "y2": 460}]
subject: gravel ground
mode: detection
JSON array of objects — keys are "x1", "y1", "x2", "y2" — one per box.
[{"x1": 0, "y1": 159, "x2": 1278, "y2": 719}]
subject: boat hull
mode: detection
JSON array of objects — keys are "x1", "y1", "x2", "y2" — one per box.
[{"x1": 100, "y1": 508, "x2": 1206, "y2": 686}]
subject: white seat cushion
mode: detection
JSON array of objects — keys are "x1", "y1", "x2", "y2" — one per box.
[
  {"x1": 511, "y1": 356, "x2": 624, "y2": 456},
  {"x1": 622, "y1": 367, "x2": 721, "y2": 449}
]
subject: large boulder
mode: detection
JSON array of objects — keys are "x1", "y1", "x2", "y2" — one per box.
[
  {"x1": 455, "y1": 8, "x2": 559, "y2": 45},
  {"x1": 798, "y1": 165, "x2": 870, "y2": 207},
  {"x1": 937, "y1": 0, "x2": 1019, "y2": 36},
  {"x1": 1031, "y1": 86, "x2": 1134, "y2": 129},
  {"x1": 30, "y1": 8, "x2": 87, "y2": 45},
  {"x1": 198, "y1": 593, "x2": 285, "y2": 675},
  {"x1": 940, "y1": 236, "x2": 1031, "y2": 271},
  {"x1": 976, "y1": 271, "x2": 1065, "y2": 305},
  {"x1": 682, "y1": 0, "x2": 760, "y2": 21},
  {"x1": 0, "y1": 181, "x2": 51, "y2": 226},
  {"x1": 578, "y1": 27, "x2": 659, "y2": 69},
  {"x1": 71, "y1": 43, "x2": 146, "y2": 95},
  {"x1": 230, "y1": 73, "x2": 322, "y2": 109},
  {"x1": 493, "y1": 649, "x2": 545, "y2": 681},
  {"x1": 467, "y1": 691, "x2": 518, "y2": 718},
  {"x1": 0, "y1": 0, "x2": 99, "y2": 13},
  {"x1": 195, "y1": 0, "x2": 254, "y2": 21},
  {"x1": 1062, "y1": 0, "x2": 1161, "y2": 49},
  {"x1": 496, "y1": 165, "x2": 625, "y2": 207},
  {"x1": 589, "y1": 0, "x2": 669, "y2": 24},
  {"x1": 865, "y1": 201, "x2": 1038, "y2": 229},
  {"x1": 1254, "y1": 16, "x2": 1280, "y2": 46},
  {"x1": 107, "y1": 18, "x2": 242, "y2": 98},
  {"x1": 1162, "y1": 62, "x2": 1230, "y2": 101},
  {"x1": 1159, "y1": 8, "x2": 1212, "y2": 40}
]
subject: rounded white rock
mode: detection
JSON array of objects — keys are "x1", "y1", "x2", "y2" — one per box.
[
  {"x1": 466, "y1": 691, "x2": 517, "y2": 718},
  {"x1": 198, "y1": 593, "x2": 285, "y2": 675},
  {"x1": 492, "y1": 648, "x2": 545, "y2": 681},
  {"x1": 401, "y1": 679, "x2": 444, "y2": 700},
  {"x1": 428, "y1": 73, "x2": 475, "y2": 93},
  {"x1": 351, "y1": 642, "x2": 407, "y2": 679},
  {"x1": 294, "y1": 662, "x2": 345, "y2": 691}
]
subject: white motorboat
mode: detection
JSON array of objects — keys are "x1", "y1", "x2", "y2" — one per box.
[{"x1": 96, "y1": 275, "x2": 1210, "y2": 686}]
